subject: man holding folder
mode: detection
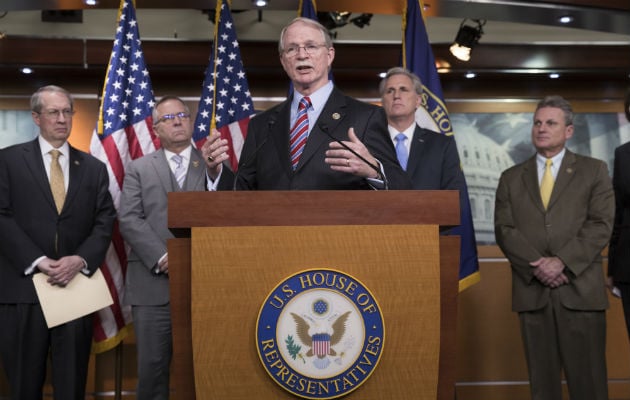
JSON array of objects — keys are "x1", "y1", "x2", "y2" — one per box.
[{"x1": 0, "y1": 85, "x2": 116, "y2": 400}]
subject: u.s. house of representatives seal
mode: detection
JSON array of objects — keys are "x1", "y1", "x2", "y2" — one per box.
[{"x1": 256, "y1": 268, "x2": 385, "y2": 399}]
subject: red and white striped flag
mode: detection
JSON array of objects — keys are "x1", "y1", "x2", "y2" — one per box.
[{"x1": 89, "y1": 0, "x2": 159, "y2": 353}]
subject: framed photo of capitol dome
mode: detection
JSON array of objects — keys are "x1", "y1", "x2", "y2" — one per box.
[{"x1": 447, "y1": 102, "x2": 629, "y2": 245}]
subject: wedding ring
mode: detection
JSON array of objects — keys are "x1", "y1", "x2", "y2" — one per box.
[
  {"x1": 207, "y1": 155, "x2": 214, "y2": 162},
  {"x1": 346, "y1": 159, "x2": 350, "y2": 166}
]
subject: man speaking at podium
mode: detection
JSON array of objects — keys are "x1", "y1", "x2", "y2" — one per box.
[{"x1": 212, "y1": 17, "x2": 409, "y2": 191}]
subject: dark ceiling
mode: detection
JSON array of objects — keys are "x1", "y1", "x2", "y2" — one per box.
[{"x1": 0, "y1": 0, "x2": 629, "y2": 100}]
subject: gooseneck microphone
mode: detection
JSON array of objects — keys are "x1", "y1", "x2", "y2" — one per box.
[
  {"x1": 318, "y1": 122, "x2": 389, "y2": 190},
  {"x1": 232, "y1": 116, "x2": 273, "y2": 190}
]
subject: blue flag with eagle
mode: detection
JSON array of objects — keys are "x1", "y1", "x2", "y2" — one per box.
[
  {"x1": 192, "y1": 0, "x2": 255, "y2": 172},
  {"x1": 403, "y1": 0, "x2": 480, "y2": 291}
]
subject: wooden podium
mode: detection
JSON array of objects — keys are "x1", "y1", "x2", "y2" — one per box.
[{"x1": 168, "y1": 191, "x2": 460, "y2": 399}]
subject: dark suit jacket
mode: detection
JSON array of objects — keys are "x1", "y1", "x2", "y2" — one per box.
[
  {"x1": 235, "y1": 87, "x2": 410, "y2": 190},
  {"x1": 406, "y1": 124, "x2": 465, "y2": 192},
  {"x1": 495, "y1": 150, "x2": 614, "y2": 312},
  {"x1": 405, "y1": 125, "x2": 467, "y2": 235},
  {"x1": 0, "y1": 138, "x2": 116, "y2": 304},
  {"x1": 609, "y1": 141, "x2": 630, "y2": 283}
]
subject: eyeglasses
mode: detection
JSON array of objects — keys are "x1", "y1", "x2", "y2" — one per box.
[
  {"x1": 283, "y1": 44, "x2": 328, "y2": 58},
  {"x1": 156, "y1": 112, "x2": 191, "y2": 124},
  {"x1": 37, "y1": 109, "x2": 75, "y2": 119}
]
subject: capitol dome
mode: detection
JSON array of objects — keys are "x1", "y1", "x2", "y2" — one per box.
[{"x1": 451, "y1": 114, "x2": 515, "y2": 244}]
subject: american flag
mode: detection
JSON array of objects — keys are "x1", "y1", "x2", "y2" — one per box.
[
  {"x1": 192, "y1": 0, "x2": 255, "y2": 172},
  {"x1": 89, "y1": 0, "x2": 158, "y2": 353}
]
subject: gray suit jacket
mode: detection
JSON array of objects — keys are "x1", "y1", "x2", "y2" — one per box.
[
  {"x1": 119, "y1": 147, "x2": 207, "y2": 306},
  {"x1": 495, "y1": 150, "x2": 614, "y2": 312}
]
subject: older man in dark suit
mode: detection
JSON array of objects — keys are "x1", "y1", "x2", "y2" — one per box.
[
  {"x1": 0, "y1": 85, "x2": 116, "y2": 400},
  {"x1": 231, "y1": 17, "x2": 409, "y2": 190},
  {"x1": 495, "y1": 95, "x2": 614, "y2": 400}
]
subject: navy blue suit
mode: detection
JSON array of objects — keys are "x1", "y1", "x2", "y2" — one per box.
[{"x1": 405, "y1": 125, "x2": 465, "y2": 193}]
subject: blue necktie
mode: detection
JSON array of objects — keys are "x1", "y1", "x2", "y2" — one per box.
[{"x1": 395, "y1": 133, "x2": 408, "y2": 171}]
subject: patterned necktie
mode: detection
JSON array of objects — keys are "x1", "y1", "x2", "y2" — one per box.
[
  {"x1": 49, "y1": 149, "x2": 65, "y2": 214},
  {"x1": 172, "y1": 154, "x2": 185, "y2": 188},
  {"x1": 540, "y1": 158, "x2": 554, "y2": 209},
  {"x1": 394, "y1": 133, "x2": 408, "y2": 171},
  {"x1": 289, "y1": 97, "x2": 311, "y2": 170}
]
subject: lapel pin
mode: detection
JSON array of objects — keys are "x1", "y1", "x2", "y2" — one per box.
[
  {"x1": 566, "y1": 168, "x2": 573, "y2": 174},
  {"x1": 332, "y1": 112, "x2": 341, "y2": 120},
  {"x1": 74, "y1": 160, "x2": 80, "y2": 165},
  {"x1": 192, "y1": 160, "x2": 199, "y2": 168}
]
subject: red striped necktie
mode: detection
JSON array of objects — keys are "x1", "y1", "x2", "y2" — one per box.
[{"x1": 289, "y1": 96, "x2": 311, "y2": 170}]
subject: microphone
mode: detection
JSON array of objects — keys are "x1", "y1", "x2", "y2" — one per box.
[
  {"x1": 319, "y1": 122, "x2": 389, "y2": 190},
  {"x1": 232, "y1": 116, "x2": 273, "y2": 190}
]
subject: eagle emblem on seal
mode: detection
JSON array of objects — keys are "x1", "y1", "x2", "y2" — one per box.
[{"x1": 290, "y1": 310, "x2": 351, "y2": 369}]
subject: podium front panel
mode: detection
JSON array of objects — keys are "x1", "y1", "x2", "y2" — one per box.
[{"x1": 190, "y1": 224, "x2": 441, "y2": 399}]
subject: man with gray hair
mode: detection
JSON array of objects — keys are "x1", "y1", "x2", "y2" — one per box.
[
  {"x1": 0, "y1": 85, "x2": 116, "y2": 399},
  {"x1": 228, "y1": 17, "x2": 409, "y2": 190},
  {"x1": 379, "y1": 66, "x2": 466, "y2": 201}
]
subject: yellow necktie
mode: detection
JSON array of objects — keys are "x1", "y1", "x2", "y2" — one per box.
[
  {"x1": 540, "y1": 158, "x2": 554, "y2": 209},
  {"x1": 49, "y1": 149, "x2": 65, "y2": 214}
]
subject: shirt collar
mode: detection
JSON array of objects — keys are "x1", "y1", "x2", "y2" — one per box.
[
  {"x1": 388, "y1": 122, "x2": 416, "y2": 143},
  {"x1": 164, "y1": 145, "x2": 193, "y2": 163},
  {"x1": 39, "y1": 136, "x2": 69, "y2": 158},
  {"x1": 536, "y1": 148, "x2": 565, "y2": 170},
  {"x1": 291, "y1": 81, "x2": 334, "y2": 113}
]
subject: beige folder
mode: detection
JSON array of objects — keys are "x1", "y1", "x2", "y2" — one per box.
[{"x1": 33, "y1": 268, "x2": 114, "y2": 328}]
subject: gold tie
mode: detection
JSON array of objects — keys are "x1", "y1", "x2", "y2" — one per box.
[
  {"x1": 49, "y1": 149, "x2": 65, "y2": 214},
  {"x1": 540, "y1": 158, "x2": 554, "y2": 209}
]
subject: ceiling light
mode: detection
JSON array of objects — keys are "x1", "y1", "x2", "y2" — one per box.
[
  {"x1": 549, "y1": 73, "x2": 560, "y2": 79},
  {"x1": 558, "y1": 15, "x2": 573, "y2": 24},
  {"x1": 317, "y1": 11, "x2": 351, "y2": 31},
  {"x1": 449, "y1": 19, "x2": 485, "y2": 62},
  {"x1": 20, "y1": 67, "x2": 33, "y2": 74},
  {"x1": 465, "y1": 72, "x2": 476, "y2": 79},
  {"x1": 84, "y1": 0, "x2": 98, "y2": 5},
  {"x1": 252, "y1": 0, "x2": 269, "y2": 7}
]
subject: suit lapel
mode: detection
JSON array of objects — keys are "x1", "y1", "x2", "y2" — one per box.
[
  {"x1": 548, "y1": 150, "x2": 577, "y2": 210},
  {"x1": 184, "y1": 148, "x2": 206, "y2": 191},
  {"x1": 269, "y1": 101, "x2": 292, "y2": 174},
  {"x1": 521, "y1": 156, "x2": 544, "y2": 211},
  {"x1": 152, "y1": 149, "x2": 177, "y2": 192},
  {"x1": 406, "y1": 126, "x2": 426, "y2": 177},
  {"x1": 23, "y1": 139, "x2": 57, "y2": 212},
  {"x1": 64, "y1": 147, "x2": 85, "y2": 211}
]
